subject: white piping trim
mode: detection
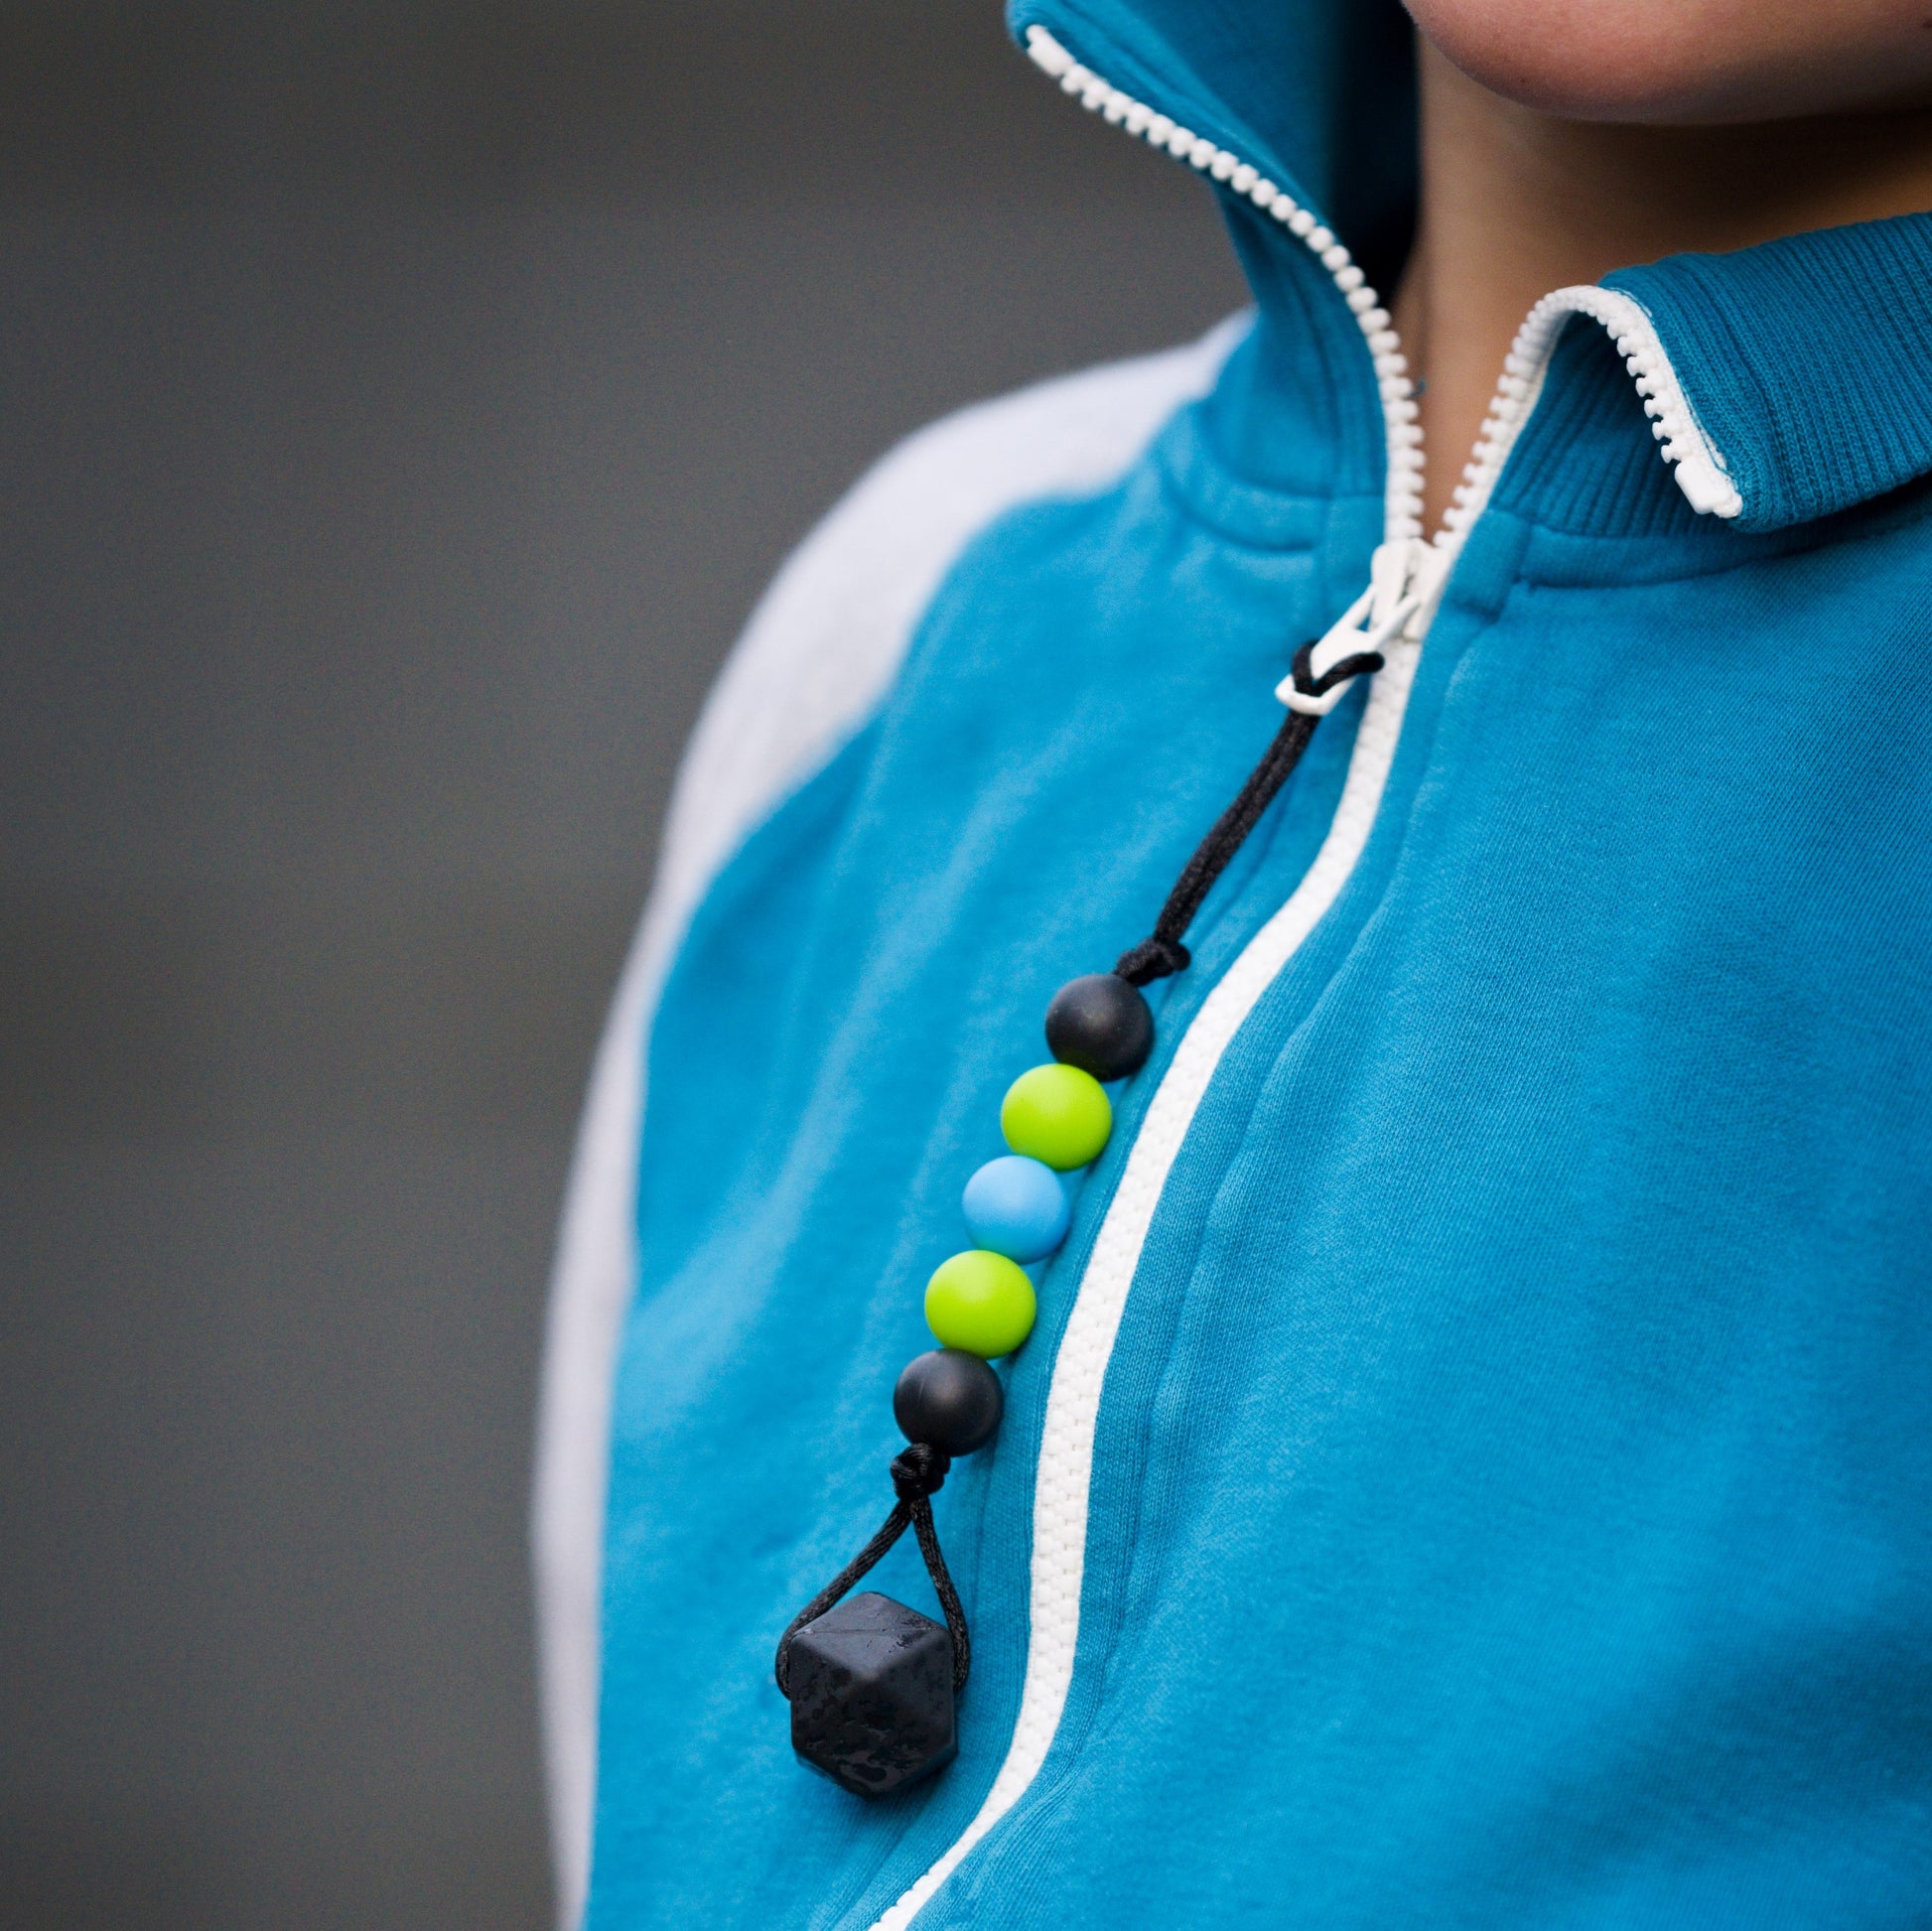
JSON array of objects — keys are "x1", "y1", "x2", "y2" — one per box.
[{"x1": 1444, "y1": 285, "x2": 1741, "y2": 531}]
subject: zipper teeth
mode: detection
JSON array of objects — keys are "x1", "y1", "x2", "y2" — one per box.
[
  {"x1": 870, "y1": 50, "x2": 1752, "y2": 1931},
  {"x1": 1448, "y1": 285, "x2": 1743, "y2": 529},
  {"x1": 1026, "y1": 27, "x2": 1425, "y2": 546},
  {"x1": 1444, "y1": 309, "x2": 1552, "y2": 537},
  {"x1": 1029, "y1": 26, "x2": 1743, "y2": 553}
]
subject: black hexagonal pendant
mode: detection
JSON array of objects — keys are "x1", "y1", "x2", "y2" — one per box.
[{"x1": 786, "y1": 1591, "x2": 957, "y2": 1797}]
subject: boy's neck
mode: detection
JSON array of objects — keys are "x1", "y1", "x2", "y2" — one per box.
[{"x1": 1393, "y1": 41, "x2": 1932, "y2": 530}]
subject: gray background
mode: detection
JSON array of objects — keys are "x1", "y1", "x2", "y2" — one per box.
[{"x1": 0, "y1": 4, "x2": 1243, "y2": 1924}]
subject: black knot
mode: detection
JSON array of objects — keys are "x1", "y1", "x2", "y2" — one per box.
[
  {"x1": 891, "y1": 1442, "x2": 952, "y2": 1501},
  {"x1": 774, "y1": 1437, "x2": 972, "y2": 1702},
  {"x1": 1290, "y1": 638, "x2": 1385, "y2": 702},
  {"x1": 1114, "y1": 935, "x2": 1191, "y2": 986}
]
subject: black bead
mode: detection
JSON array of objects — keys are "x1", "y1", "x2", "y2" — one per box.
[
  {"x1": 1044, "y1": 971, "x2": 1155, "y2": 1082},
  {"x1": 787, "y1": 1591, "x2": 957, "y2": 1797},
  {"x1": 894, "y1": 1349, "x2": 1003, "y2": 1456}
]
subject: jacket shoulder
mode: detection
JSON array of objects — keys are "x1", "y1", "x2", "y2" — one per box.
[{"x1": 657, "y1": 314, "x2": 1250, "y2": 935}]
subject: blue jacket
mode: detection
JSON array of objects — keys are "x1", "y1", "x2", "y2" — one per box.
[{"x1": 534, "y1": 1, "x2": 1932, "y2": 1924}]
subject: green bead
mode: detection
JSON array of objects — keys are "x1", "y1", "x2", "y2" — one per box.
[
  {"x1": 1000, "y1": 1062, "x2": 1112, "y2": 1171},
  {"x1": 925, "y1": 1249, "x2": 1037, "y2": 1358}
]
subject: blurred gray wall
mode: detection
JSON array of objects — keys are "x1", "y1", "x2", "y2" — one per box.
[{"x1": 0, "y1": 5, "x2": 1245, "y2": 1925}]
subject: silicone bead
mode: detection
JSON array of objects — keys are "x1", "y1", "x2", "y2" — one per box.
[
  {"x1": 1044, "y1": 972, "x2": 1154, "y2": 1082},
  {"x1": 961, "y1": 1155, "x2": 1068, "y2": 1262},
  {"x1": 1000, "y1": 1062, "x2": 1112, "y2": 1171},
  {"x1": 925, "y1": 1249, "x2": 1037, "y2": 1358},
  {"x1": 788, "y1": 1591, "x2": 956, "y2": 1797},
  {"x1": 894, "y1": 1348, "x2": 1004, "y2": 1455}
]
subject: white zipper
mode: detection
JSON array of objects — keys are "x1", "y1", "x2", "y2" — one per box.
[
  {"x1": 864, "y1": 34, "x2": 1738, "y2": 1931},
  {"x1": 1283, "y1": 534, "x2": 1450, "y2": 714},
  {"x1": 1447, "y1": 283, "x2": 1741, "y2": 526},
  {"x1": 1027, "y1": 24, "x2": 1738, "y2": 661}
]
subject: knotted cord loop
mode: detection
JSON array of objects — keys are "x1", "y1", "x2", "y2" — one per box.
[
  {"x1": 773, "y1": 1443, "x2": 970, "y2": 1699},
  {"x1": 890, "y1": 1441, "x2": 950, "y2": 1501},
  {"x1": 1289, "y1": 638, "x2": 1385, "y2": 703}
]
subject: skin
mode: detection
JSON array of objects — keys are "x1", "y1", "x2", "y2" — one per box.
[{"x1": 1392, "y1": 3, "x2": 1932, "y2": 526}]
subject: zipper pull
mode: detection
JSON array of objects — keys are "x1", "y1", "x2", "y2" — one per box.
[{"x1": 1276, "y1": 537, "x2": 1449, "y2": 715}]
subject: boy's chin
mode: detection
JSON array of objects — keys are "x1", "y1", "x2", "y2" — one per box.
[{"x1": 1405, "y1": 0, "x2": 1932, "y2": 125}]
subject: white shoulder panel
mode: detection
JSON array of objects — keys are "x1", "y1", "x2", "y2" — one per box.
[{"x1": 530, "y1": 313, "x2": 1248, "y2": 1929}]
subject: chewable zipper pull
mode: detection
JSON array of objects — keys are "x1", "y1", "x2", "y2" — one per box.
[{"x1": 1276, "y1": 537, "x2": 1447, "y2": 715}]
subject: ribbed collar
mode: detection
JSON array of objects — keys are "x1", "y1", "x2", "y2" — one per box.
[
  {"x1": 1013, "y1": 0, "x2": 1932, "y2": 537},
  {"x1": 1609, "y1": 216, "x2": 1932, "y2": 532}
]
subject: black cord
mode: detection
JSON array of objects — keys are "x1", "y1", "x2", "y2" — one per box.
[
  {"x1": 773, "y1": 1442, "x2": 970, "y2": 1697},
  {"x1": 774, "y1": 638, "x2": 1382, "y2": 1720},
  {"x1": 1116, "y1": 708, "x2": 1313, "y2": 984},
  {"x1": 1115, "y1": 640, "x2": 1383, "y2": 988}
]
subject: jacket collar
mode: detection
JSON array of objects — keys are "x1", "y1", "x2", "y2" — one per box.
[
  {"x1": 1008, "y1": 0, "x2": 1417, "y2": 296},
  {"x1": 1611, "y1": 216, "x2": 1932, "y2": 532},
  {"x1": 1012, "y1": 0, "x2": 1932, "y2": 537}
]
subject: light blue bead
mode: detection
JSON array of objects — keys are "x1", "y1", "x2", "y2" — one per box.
[{"x1": 961, "y1": 1154, "x2": 1069, "y2": 1263}]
